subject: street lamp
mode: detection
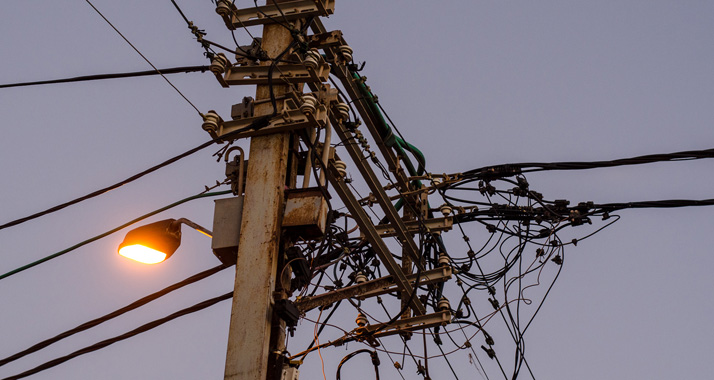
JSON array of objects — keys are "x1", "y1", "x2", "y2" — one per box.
[{"x1": 118, "y1": 218, "x2": 212, "y2": 264}]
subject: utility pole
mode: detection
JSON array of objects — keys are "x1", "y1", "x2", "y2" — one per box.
[
  {"x1": 204, "y1": 3, "x2": 449, "y2": 379},
  {"x1": 223, "y1": 2, "x2": 296, "y2": 379}
]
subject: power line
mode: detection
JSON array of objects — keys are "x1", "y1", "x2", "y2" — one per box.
[
  {"x1": 1, "y1": 291, "x2": 233, "y2": 380},
  {"x1": 0, "y1": 115, "x2": 270, "y2": 233},
  {"x1": 84, "y1": 0, "x2": 203, "y2": 116},
  {"x1": 0, "y1": 264, "x2": 230, "y2": 367},
  {"x1": 0, "y1": 190, "x2": 231, "y2": 282},
  {"x1": 464, "y1": 147, "x2": 714, "y2": 180},
  {"x1": 0, "y1": 65, "x2": 209, "y2": 89}
]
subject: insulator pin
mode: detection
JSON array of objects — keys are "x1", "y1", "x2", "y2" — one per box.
[
  {"x1": 300, "y1": 94, "x2": 317, "y2": 115},
  {"x1": 338, "y1": 45, "x2": 353, "y2": 62},
  {"x1": 303, "y1": 49, "x2": 322, "y2": 70},
  {"x1": 437, "y1": 297, "x2": 451, "y2": 312},
  {"x1": 438, "y1": 252, "x2": 450, "y2": 267},
  {"x1": 210, "y1": 53, "x2": 230, "y2": 75},
  {"x1": 356, "y1": 313, "x2": 368, "y2": 327},
  {"x1": 334, "y1": 160, "x2": 347, "y2": 179},
  {"x1": 215, "y1": 1, "x2": 231, "y2": 18},
  {"x1": 202, "y1": 111, "x2": 221, "y2": 134},
  {"x1": 335, "y1": 102, "x2": 350, "y2": 121},
  {"x1": 439, "y1": 204, "x2": 453, "y2": 217}
]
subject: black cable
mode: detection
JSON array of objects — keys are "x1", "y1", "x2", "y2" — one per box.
[
  {"x1": 0, "y1": 264, "x2": 230, "y2": 367},
  {"x1": 594, "y1": 198, "x2": 714, "y2": 211},
  {"x1": 0, "y1": 116, "x2": 269, "y2": 232},
  {"x1": 336, "y1": 349, "x2": 380, "y2": 380},
  {"x1": 1, "y1": 291, "x2": 233, "y2": 380},
  {"x1": 0, "y1": 66, "x2": 210, "y2": 89},
  {"x1": 463, "y1": 147, "x2": 714, "y2": 180}
]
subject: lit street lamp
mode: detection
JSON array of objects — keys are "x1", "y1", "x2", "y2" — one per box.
[{"x1": 118, "y1": 218, "x2": 212, "y2": 264}]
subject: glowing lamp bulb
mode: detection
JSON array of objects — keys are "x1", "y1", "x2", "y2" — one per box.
[
  {"x1": 117, "y1": 219, "x2": 181, "y2": 265},
  {"x1": 118, "y1": 244, "x2": 169, "y2": 264}
]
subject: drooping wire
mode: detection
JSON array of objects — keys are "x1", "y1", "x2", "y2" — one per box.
[
  {"x1": 0, "y1": 264, "x2": 230, "y2": 367},
  {"x1": 0, "y1": 291, "x2": 233, "y2": 380}
]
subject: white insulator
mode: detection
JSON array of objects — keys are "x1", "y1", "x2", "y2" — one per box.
[
  {"x1": 210, "y1": 53, "x2": 229, "y2": 75},
  {"x1": 335, "y1": 102, "x2": 350, "y2": 121},
  {"x1": 201, "y1": 111, "x2": 221, "y2": 133},
  {"x1": 334, "y1": 160, "x2": 347, "y2": 179},
  {"x1": 338, "y1": 45, "x2": 353, "y2": 62},
  {"x1": 355, "y1": 313, "x2": 368, "y2": 327},
  {"x1": 440, "y1": 204, "x2": 453, "y2": 217},
  {"x1": 300, "y1": 94, "x2": 317, "y2": 115},
  {"x1": 215, "y1": 0, "x2": 231, "y2": 17},
  {"x1": 355, "y1": 272, "x2": 367, "y2": 284},
  {"x1": 437, "y1": 297, "x2": 451, "y2": 312},
  {"x1": 438, "y1": 252, "x2": 450, "y2": 267},
  {"x1": 303, "y1": 49, "x2": 321, "y2": 69}
]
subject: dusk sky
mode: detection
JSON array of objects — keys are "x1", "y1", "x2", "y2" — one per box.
[{"x1": 1, "y1": 1, "x2": 713, "y2": 379}]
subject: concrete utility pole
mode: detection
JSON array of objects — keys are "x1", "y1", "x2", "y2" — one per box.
[{"x1": 223, "y1": 2, "x2": 296, "y2": 379}]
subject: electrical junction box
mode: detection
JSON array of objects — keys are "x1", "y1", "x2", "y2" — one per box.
[
  {"x1": 283, "y1": 187, "x2": 329, "y2": 238},
  {"x1": 281, "y1": 367, "x2": 299, "y2": 380},
  {"x1": 211, "y1": 196, "x2": 244, "y2": 266}
]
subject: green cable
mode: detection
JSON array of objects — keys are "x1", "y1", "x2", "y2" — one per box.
[
  {"x1": 0, "y1": 190, "x2": 232, "y2": 282},
  {"x1": 350, "y1": 72, "x2": 426, "y2": 177}
]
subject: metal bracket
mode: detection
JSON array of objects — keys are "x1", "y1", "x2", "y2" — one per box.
[
  {"x1": 205, "y1": 97, "x2": 328, "y2": 141},
  {"x1": 217, "y1": 0, "x2": 335, "y2": 29},
  {"x1": 367, "y1": 217, "x2": 454, "y2": 238},
  {"x1": 221, "y1": 62, "x2": 329, "y2": 87},
  {"x1": 231, "y1": 96, "x2": 255, "y2": 120},
  {"x1": 308, "y1": 30, "x2": 346, "y2": 48},
  {"x1": 337, "y1": 311, "x2": 452, "y2": 346},
  {"x1": 224, "y1": 147, "x2": 246, "y2": 195},
  {"x1": 295, "y1": 266, "x2": 452, "y2": 312}
]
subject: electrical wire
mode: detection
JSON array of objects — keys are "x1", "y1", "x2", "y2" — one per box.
[
  {"x1": 1, "y1": 291, "x2": 233, "y2": 380},
  {"x1": 0, "y1": 66, "x2": 210, "y2": 89},
  {"x1": 0, "y1": 264, "x2": 230, "y2": 367},
  {"x1": 84, "y1": 0, "x2": 203, "y2": 116},
  {"x1": 0, "y1": 190, "x2": 231, "y2": 281},
  {"x1": 0, "y1": 115, "x2": 270, "y2": 233},
  {"x1": 463, "y1": 147, "x2": 714, "y2": 180}
]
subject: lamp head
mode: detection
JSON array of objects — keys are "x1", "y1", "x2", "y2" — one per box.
[{"x1": 118, "y1": 219, "x2": 181, "y2": 264}]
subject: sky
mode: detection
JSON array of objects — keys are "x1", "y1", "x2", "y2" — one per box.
[{"x1": 1, "y1": 1, "x2": 713, "y2": 379}]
